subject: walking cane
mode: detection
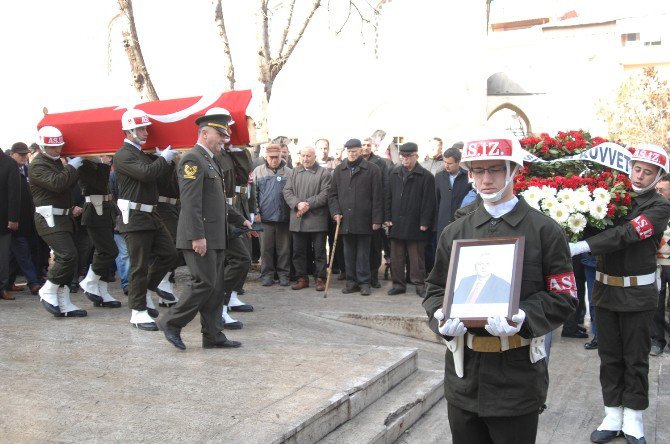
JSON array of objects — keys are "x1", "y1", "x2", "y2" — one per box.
[{"x1": 324, "y1": 217, "x2": 341, "y2": 298}]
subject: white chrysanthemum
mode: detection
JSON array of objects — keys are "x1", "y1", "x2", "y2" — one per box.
[
  {"x1": 556, "y1": 189, "x2": 577, "y2": 212},
  {"x1": 541, "y1": 197, "x2": 559, "y2": 211},
  {"x1": 567, "y1": 213, "x2": 587, "y2": 233},
  {"x1": 541, "y1": 186, "x2": 557, "y2": 199},
  {"x1": 589, "y1": 200, "x2": 608, "y2": 220},
  {"x1": 521, "y1": 186, "x2": 542, "y2": 204},
  {"x1": 592, "y1": 187, "x2": 611, "y2": 204},
  {"x1": 573, "y1": 193, "x2": 591, "y2": 213},
  {"x1": 549, "y1": 204, "x2": 570, "y2": 223},
  {"x1": 575, "y1": 186, "x2": 591, "y2": 197},
  {"x1": 526, "y1": 198, "x2": 542, "y2": 211}
]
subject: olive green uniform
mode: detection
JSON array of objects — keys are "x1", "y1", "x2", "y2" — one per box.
[
  {"x1": 422, "y1": 197, "x2": 578, "y2": 443},
  {"x1": 585, "y1": 190, "x2": 670, "y2": 410},
  {"x1": 29, "y1": 153, "x2": 79, "y2": 285},
  {"x1": 78, "y1": 160, "x2": 118, "y2": 281},
  {"x1": 113, "y1": 142, "x2": 178, "y2": 311}
]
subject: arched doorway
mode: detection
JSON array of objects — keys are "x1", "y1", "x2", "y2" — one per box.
[{"x1": 487, "y1": 103, "x2": 531, "y2": 137}]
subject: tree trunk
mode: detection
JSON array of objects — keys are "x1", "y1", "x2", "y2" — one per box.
[
  {"x1": 118, "y1": 0, "x2": 159, "y2": 101},
  {"x1": 214, "y1": 0, "x2": 236, "y2": 90}
]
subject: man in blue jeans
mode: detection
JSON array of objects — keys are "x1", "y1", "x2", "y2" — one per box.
[{"x1": 110, "y1": 168, "x2": 130, "y2": 294}]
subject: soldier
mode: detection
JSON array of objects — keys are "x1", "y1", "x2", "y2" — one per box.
[
  {"x1": 30, "y1": 126, "x2": 87, "y2": 317},
  {"x1": 423, "y1": 131, "x2": 578, "y2": 443},
  {"x1": 77, "y1": 157, "x2": 121, "y2": 308},
  {"x1": 113, "y1": 109, "x2": 178, "y2": 331},
  {"x1": 157, "y1": 109, "x2": 250, "y2": 350},
  {"x1": 570, "y1": 144, "x2": 670, "y2": 444}
]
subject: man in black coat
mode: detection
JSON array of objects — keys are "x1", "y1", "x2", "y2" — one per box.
[
  {"x1": 329, "y1": 139, "x2": 383, "y2": 295},
  {"x1": 435, "y1": 147, "x2": 471, "y2": 237},
  {"x1": 0, "y1": 148, "x2": 21, "y2": 300},
  {"x1": 385, "y1": 142, "x2": 436, "y2": 297}
]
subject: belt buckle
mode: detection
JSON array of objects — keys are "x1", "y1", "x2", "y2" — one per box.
[
  {"x1": 609, "y1": 276, "x2": 624, "y2": 286},
  {"x1": 473, "y1": 336, "x2": 501, "y2": 353}
]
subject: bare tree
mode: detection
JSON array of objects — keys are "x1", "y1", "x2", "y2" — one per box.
[
  {"x1": 117, "y1": 0, "x2": 159, "y2": 100},
  {"x1": 214, "y1": 0, "x2": 236, "y2": 90}
]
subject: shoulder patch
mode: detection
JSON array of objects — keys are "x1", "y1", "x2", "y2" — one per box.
[
  {"x1": 183, "y1": 164, "x2": 198, "y2": 180},
  {"x1": 630, "y1": 215, "x2": 654, "y2": 240}
]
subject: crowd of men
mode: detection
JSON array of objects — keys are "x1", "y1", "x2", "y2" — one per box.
[{"x1": 1, "y1": 112, "x2": 670, "y2": 443}]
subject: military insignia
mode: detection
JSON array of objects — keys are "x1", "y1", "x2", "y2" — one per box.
[{"x1": 184, "y1": 164, "x2": 198, "y2": 179}]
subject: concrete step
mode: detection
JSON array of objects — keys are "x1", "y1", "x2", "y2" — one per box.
[
  {"x1": 319, "y1": 369, "x2": 444, "y2": 444},
  {"x1": 274, "y1": 347, "x2": 419, "y2": 444},
  {"x1": 318, "y1": 312, "x2": 442, "y2": 344}
]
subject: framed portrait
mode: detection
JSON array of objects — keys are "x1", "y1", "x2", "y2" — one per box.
[{"x1": 442, "y1": 236, "x2": 525, "y2": 327}]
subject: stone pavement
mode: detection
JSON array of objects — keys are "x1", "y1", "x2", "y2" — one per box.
[{"x1": 1, "y1": 269, "x2": 668, "y2": 443}]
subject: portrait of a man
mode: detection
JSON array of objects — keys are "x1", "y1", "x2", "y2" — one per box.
[{"x1": 452, "y1": 253, "x2": 511, "y2": 304}]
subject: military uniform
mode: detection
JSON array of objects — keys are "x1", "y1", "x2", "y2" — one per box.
[
  {"x1": 113, "y1": 141, "x2": 178, "y2": 317},
  {"x1": 585, "y1": 190, "x2": 670, "y2": 410},
  {"x1": 423, "y1": 197, "x2": 578, "y2": 442},
  {"x1": 77, "y1": 159, "x2": 120, "y2": 307},
  {"x1": 29, "y1": 152, "x2": 86, "y2": 316},
  {"x1": 158, "y1": 144, "x2": 245, "y2": 347}
]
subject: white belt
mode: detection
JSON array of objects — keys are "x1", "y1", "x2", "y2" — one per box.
[
  {"x1": 85, "y1": 195, "x2": 112, "y2": 202},
  {"x1": 595, "y1": 271, "x2": 656, "y2": 287},
  {"x1": 158, "y1": 196, "x2": 178, "y2": 205},
  {"x1": 235, "y1": 186, "x2": 248, "y2": 194},
  {"x1": 226, "y1": 196, "x2": 239, "y2": 205},
  {"x1": 51, "y1": 208, "x2": 70, "y2": 216},
  {"x1": 466, "y1": 332, "x2": 530, "y2": 353},
  {"x1": 128, "y1": 201, "x2": 154, "y2": 212}
]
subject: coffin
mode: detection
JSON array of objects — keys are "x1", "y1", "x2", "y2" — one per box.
[{"x1": 37, "y1": 90, "x2": 253, "y2": 156}]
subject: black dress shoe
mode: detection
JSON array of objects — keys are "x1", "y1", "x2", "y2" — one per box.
[
  {"x1": 229, "y1": 304, "x2": 254, "y2": 312},
  {"x1": 84, "y1": 291, "x2": 103, "y2": 304},
  {"x1": 132, "y1": 322, "x2": 159, "y2": 331},
  {"x1": 578, "y1": 325, "x2": 587, "y2": 333},
  {"x1": 202, "y1": 338, "x2": 242, "y2": 348},
  {"x1": 158, "y1": 301, "x2": 177, "y2": 308},
  {"x1": 96, "y1": 300, "x2": 122, "y2": 308},
  {"x1": 624, "y1": 433, "x2": 646, "y2": 444},
  {"x1": 163, "y1": 331, "x2": 186, "y2": 350},
  {"x1": 360, "y1": 285, "x2": 371, "y2": 296},
  {"x1": 223, "y1": 320, "x2": 243, "y2": 330},
  {"x1": 561, "y1": 330, "x2": 589, "y2": 339},
  {"x1": 590, "y1": 429, "x2": 622, "y2": 443},
  {"x1": 585, "y1": 338, "x2": 598, "y2": 350},
  {"x1": 147, "y1": 308, "x2": 159, "y2": 318},
  {"x1": 55, "y1": 309, "x2": 88, "y2": 318},
  {"x1": 370, "y1": 280, "x2": 381, "y2": 289},
  {"x1": 341, "y1": 285, "x2": 361, "y2": 294},
  {"x1": 152, "y1": 288, "x2": 176, "y2": 302},
  {"x1": 41, "y1": 299, "x2": 61, "y2": 315},
  {"x1": 387, "y1": 287, "x2": 406, "y2": 296}
]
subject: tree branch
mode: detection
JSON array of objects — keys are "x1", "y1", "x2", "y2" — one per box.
[
  {"x1": 277, "y1": 0, "x2": 297, "y2": 57},
  {"x1": 118, "y1": 0, "x2": 158, "y2": 100},
  {"x1": 214, "y1": 0, "x2": 235, "y2": 90},
  {"x1": 274, "y1": 0, "x2": 321, "y2": 78}
]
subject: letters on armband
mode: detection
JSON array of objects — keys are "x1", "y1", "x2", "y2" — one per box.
[
  {"x1": 546, "y1": 272, "x2": 578, "y2": 299},
  {"x1": 630, "y1": 215, "x2": 654, "y2": 240}
]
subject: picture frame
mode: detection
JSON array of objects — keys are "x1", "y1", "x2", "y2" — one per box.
[{"x1": 442, "y1": 236, "x2": 525, "y2": 327}]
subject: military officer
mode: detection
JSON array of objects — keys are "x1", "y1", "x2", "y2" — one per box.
[
  {"x1": 570, "y1": 144, "x2": 670, "y2": 444},
  {"x1": 113, "y1": 108, "x2": 178, "y2": 331},
  {"x1": 77, "y1": 157, "x2": 122, "y2": 308},
  {"x1": 423, "y1": 131, "x2": 578, "y2": 443},
  {"x1": 157, "y1": 109, "x2": 250, "y2": 350},
  {"x1": 30, "y1": 126, "x2": 87, "y2": 317}
]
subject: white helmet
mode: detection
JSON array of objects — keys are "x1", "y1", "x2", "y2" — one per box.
[
  {"x1": 37, "y1": 126, "x2": 65, "y2": 147},
  {"x1": 461, "y1": 131, "x2": 524, "y2": 203},
  {"x1": 629, "y1": 143, "x2": 670, "y2": 193},
  {"x1": 121, "y1": 109, "x2": 152, "y2": 131}
]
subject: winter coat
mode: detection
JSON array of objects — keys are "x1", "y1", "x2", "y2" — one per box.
[
  {"x1": 253, "y1": 160, "x2": 292, "y2": 223},
  {"x1": 283, "y1": 163, "x2": 331, "y2": 232},
  {"x1": 328, "y1": 158, "x2": 383, "y2": 235},
  {"x1": 435, "y1": 168, "x2": 471, "y2": 236},
  {"x1": 385, "y1": 163, "x2": 436, "y2": 241}
]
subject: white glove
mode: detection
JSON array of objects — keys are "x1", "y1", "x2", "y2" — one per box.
[
  {"x1": 157, "y1": 145, "x2": 176, "y2": 163},
  {"x1": 434, "y1": 309, "x2": 467, "y2": 337},
  {"x1": 67, "y1": 157, "x2": 83, "y2": 169},
  {"x1": 569, "y1": 241, "x2": 590, "y2": 257},
  {"x1": 485, "y1": 309, "x2": 525, "y2": 337}
]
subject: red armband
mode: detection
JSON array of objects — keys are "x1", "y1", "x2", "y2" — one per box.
[
  {"x1": 546, "y1": 272, "x2": 577, "y2": 299},
  {"x1": 630, "y1": 215, "x2": 654, "y2": 240}
]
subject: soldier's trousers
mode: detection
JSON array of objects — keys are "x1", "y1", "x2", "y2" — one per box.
[
  {"x1": 123, "y1": 227, "x2": 178, "y2": 311},
  {"x1": 160, "y1": 248, "x2": 225, "y2": 340},
  {"x1": 86, "y1": 226, "x2": 118, "y2": 282},
  {"x1": 224, "y1": 235, "x2": 251, "y2": 296},
  {"x1": 447, "y1": 403, "x2": 539, "y2": 444},
  {"x1": 595, "y1": 307, "x2": 655, "y2": 410},
  {"x1": 40, "y1": 232, "x2": 78, "y2": 286}
]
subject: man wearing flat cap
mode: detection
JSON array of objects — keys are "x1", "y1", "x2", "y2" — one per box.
[
  {"x1": 157, "y1": 108, "x2": 250, "y2": 350},
  {"x1": 385, "y1": 142, "x2": 436, "y2": 297},
  {"x1": 329, "y1": 139, "x2": 383, "y2": 295}
]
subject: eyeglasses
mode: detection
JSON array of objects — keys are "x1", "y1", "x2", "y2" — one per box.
[
  {"x1": 469, "y1": 165, "x2": 506, "y2": 176},
  {"x1": 361, "y1": 144, "x2": 371, "y2": 147}
]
